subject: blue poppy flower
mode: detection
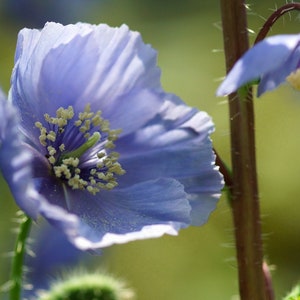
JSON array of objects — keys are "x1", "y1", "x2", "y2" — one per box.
[
  {"x1": 216, "y1": 34, "x2": 300, "y2": 97},
  {"x1": 24, "y1": 222, "x2": 85, "y2": 298},
  {"x1": 0, "y1": 89, "x2": 40, "y2": 215},
  {"x1": 2, "y1": 0, "x2": 99, "y2": 27},
  {"x1": 24, "y1": 226, "x2": 133, "y2": 300},
  {"x1": 9, "y1": 22, "x2": 223, "y2": 250}
]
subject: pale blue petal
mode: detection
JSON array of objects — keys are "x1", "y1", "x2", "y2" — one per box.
[
  {"x1": 258, "y1": 45, "x2": 300, "y2": 96},
  {"x1": 12, "y1": 23, "x2": 92, "y2": 127},
  {"x1": 188, "y1": 193, "x2": 220, "y2": 226},
  {"x1": 117, "y1": 94, "x2": 214, "y2": 152},
  {"x1": 0, "y1": 92, "x2": 40, "y2": 218},
  {"x1": 118, "y1": 147, "x2": 215, "y2": 187},
  {"x1": 217, "y1": 34, "x2": 300, "y2": 96},
  {"x1": 39, "y1": 198, "x2": 79, "y2": 238},
  {"x1": 40, "y1": 178, "x2": 191, "y2": 250},
  {"x1": 116, "y1": 94, "x2": 220, "y2": 189},
  {"x1": 12, "y1": 23, "x2": 163, "y2": 137}
]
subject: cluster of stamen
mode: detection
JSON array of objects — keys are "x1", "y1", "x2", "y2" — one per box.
[
  {"x1": 35, "y1": 104, "x2": 125, "y2": 195},
  {"x1": 286, "y1": 69, "x2": 300, "y2": 90}
]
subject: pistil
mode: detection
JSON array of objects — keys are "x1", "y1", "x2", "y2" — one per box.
[{"x1": 35, "y1": 104, "x2": 125, "y2": 195}]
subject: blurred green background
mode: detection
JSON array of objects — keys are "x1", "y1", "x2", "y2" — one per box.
[{"x1": 1, "y1": 1, "x2": 300, "y2": 299}]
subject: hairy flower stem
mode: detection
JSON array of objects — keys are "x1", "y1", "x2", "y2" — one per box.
[
  {"x1": 219, "y1": 1, "x2": 266, "y2": 299},
  {"x1": 255, "y1": 3, "x2": 300, "y2": 44},
  {"x1": 9, "y1": 212, "x2": 32, "y2": 300}
]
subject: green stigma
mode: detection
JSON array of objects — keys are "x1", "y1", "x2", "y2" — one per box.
[
  {"x1": 35, "y1": 104, "x2": 125, "y2": 195},
  {"x1": 59, "y1": 132, "x2": 101, "y2": 162}
]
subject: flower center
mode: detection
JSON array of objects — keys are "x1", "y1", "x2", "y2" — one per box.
[
  {"x1": 35, "y1": 104, "x2": 125, "y2": 195},
  {"x1": 286, "y1": 69, "x2": 300, "y2": 90}
]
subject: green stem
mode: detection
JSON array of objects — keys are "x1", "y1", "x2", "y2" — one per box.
[
  {"x1": 219, "y1": 1, "x2": 266, "y2": 299},
  {"x1": 9, "y1": 212, "x2": 32, "y2": 300}
]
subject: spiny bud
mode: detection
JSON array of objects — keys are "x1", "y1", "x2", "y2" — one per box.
[{"x1": 37, "y1": 271, "x2": 135, "y2": 300}]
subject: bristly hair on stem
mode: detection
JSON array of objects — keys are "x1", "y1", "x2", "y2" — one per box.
[
  {"x1": 255, "y1": 3, "x2": 300, "y2": 44},
  {"x1": 219, "y1": 0, "x2": 268, "y2": 299}
]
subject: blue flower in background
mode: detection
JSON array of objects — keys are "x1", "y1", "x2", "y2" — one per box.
[
  {"x1": 217, "y1": 34, "x2": 300, "y2": 97},
  {"x1": 0, "y1": 89, "x2": 40, "y2": 215},
  {"x1": 1, "y1": 0, "x2": 100, "y2": 27},
  {"x1": 24, "y1": 225, "x2": 132, "y2": 300},
  {"x1": 9, "y1": 22, "x2": 223, "y2": 250},
  {"x1": 24, "y1": 222, "x2": 84, "y2": 298}
]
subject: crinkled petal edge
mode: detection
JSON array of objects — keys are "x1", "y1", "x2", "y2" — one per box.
[{"x1": 73, "y1": 223, "x2": 181, "y2": 250}]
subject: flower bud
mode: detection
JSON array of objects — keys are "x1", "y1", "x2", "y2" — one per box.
[{"x1": 37, "y1": 271, "x2": 135, "y2": 300}]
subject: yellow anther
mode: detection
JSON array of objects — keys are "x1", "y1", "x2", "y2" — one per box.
[
  {"x1": 89, "y1": 178, "x2": 96, "y2": 185},
  {"x1": 56, "y1": 118, "x2": 67, "y2": 127},
  {"x1": 75, "y1": 120, "x2": 82, "y2": 127},
  {"x1": 56, "y1": 106, "x2": 74, "y2": 119},
  {"x1": 35, "y1": 121, "x2": 43, "y2": 129},
  {"x1": 54, "y1": 164, "x2": 72, "y2": 179},
  {"x1": 47, "y1": 146, "x2": 56, "y2": 156},
  {"x1": 36, "y1": 104, "x2": 125, "y2": 195},
  {"x1": 105, "y1": 141, "x2": 115, "y2": 149},
  {"x1": 47, "y1": 131, "x2": 56, "y2": 142},
  {"x1": 106, "y1": 182, "x2": 116, "y2": 190},
  {"x1": 80, "y1": 126, "x2": 88, "y2": 133},
  {"x1": 287, "y1": 69, "x2": 300, "y2": 90},
  {"x1": 92, "y1": 114, "x2": 102, "y2": 126},
  {"x1": 97, "y1": 152, "x2": 106, "y2": 159},
  {"x1": 39, "y1": 135, "x2": 47, "y2": 146},
  {"x1": 59, "y1": 144, "x2": 65, "y2": 152},
  {"x1": 48, "y1": 156, "x2": 56, "y2": 164},
  {"x1": 44, "y1": 114, "x2": 51, "y2": 122},
  {"x1": 96, "y1": 172, "x2": 105, "y2": 179},
  {"x1": 62, "y1": 157, "x2": 79, "y2": 168}
]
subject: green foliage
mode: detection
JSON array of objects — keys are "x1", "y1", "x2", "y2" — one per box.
[
  {"x1": 237, "y1": 79, "x2": 260, "y2": 100},
  {"x1": 284, "y1": 285, "x2": 300, "y2": 300}
]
